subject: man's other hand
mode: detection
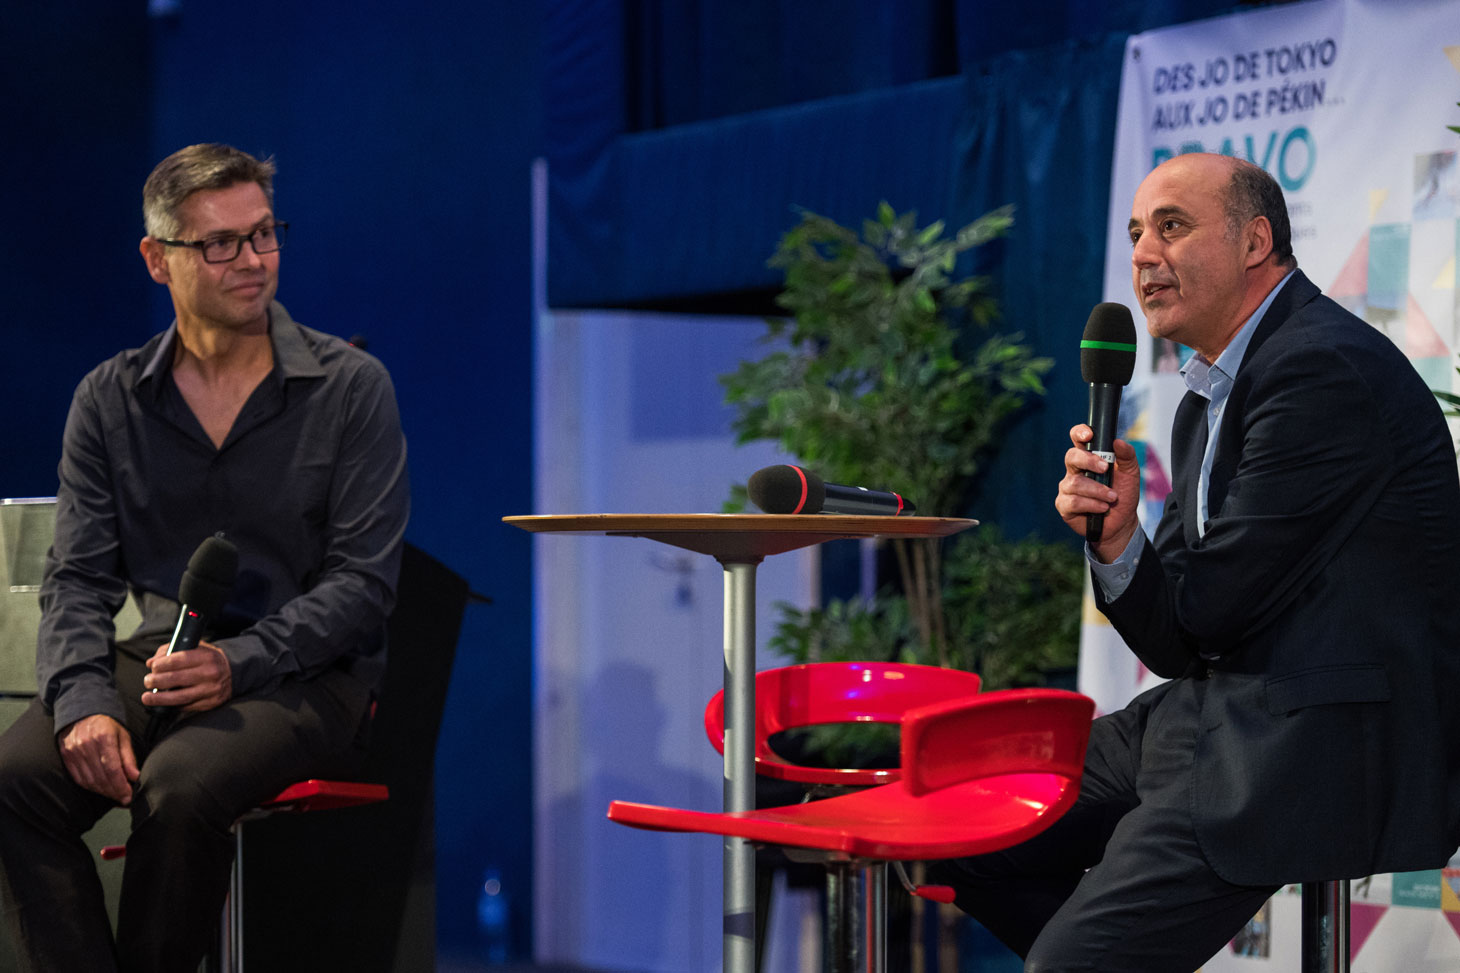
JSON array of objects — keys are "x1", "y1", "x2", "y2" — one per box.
[{"x1": 58, "y1": 714, "x2": 139, "y2": 805}]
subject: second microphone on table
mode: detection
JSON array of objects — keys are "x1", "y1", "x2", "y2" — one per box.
[{"x1": 748, "y1": 464, "x2": 916, "y2": 516}]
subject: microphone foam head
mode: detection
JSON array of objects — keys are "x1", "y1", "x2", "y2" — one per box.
[
  {"x1": 1080, "y1": 302, "x2": 1137, "y2": 386},
  {"x1": 747, "y1": 465, "x2": 826, "y2": 514},
  {"x1": 179, "y1": 534, "x2": 239, "y2": 616}
]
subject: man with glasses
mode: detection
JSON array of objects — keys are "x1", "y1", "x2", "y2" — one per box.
[{"x1": 0, "y1": 143, "x2": 409, "y2": 973}]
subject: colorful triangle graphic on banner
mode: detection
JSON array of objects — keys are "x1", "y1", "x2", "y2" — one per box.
[
  {"x1": 1405, "y1": 293, "x2": 1450, "y2": 358},
  {"x1": 1368, "y1": 190, "x2": 1390, "y2": 224},
  {"x1": 1435, "y1": 255, "x2": 1455, "y2": 290},
  {"x1": 1349, "y1": 901, "x2": 1387, "y2": 958},
  {"x1": 1329, "y1": 232, "x2": 1369, "y2": 298}
]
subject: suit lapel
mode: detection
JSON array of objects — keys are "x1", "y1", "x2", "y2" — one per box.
[
  {"x1": 1235, "y1": 269, "x2": 1320, "y2": 367},
  {"x1": 1204, "y1": 269, "x2": 1321, "y2": 517}
]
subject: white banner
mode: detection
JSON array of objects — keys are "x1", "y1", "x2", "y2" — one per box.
[{"x1": 1085, "y1": 1, "x2": 1460, "y2": 968}]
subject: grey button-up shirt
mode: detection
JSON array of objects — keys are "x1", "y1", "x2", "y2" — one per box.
[{"x1": 38, "y1": 302, "x2": 410, "y2": 732}]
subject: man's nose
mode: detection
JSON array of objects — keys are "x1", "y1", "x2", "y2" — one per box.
[{"x1": 1131, "y1": 230, "x2": 1159, "y2": 268}]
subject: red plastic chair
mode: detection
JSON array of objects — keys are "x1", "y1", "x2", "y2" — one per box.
[
  {"x1": 612, "y1": 688, "x2": 1093, "y2": 972},
  {"x1": 102, "y1": 778, "x2": 388, "y2": 973},
  {"x1": 704, "y1": 661, "x2": 983, "y2": 963},
  {"x1": 703, "y1": 661, "x2": 984, "y2": 788}
]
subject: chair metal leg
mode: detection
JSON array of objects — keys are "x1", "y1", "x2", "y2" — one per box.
[
  {"x1": 825, "y1": 861, "x2": 860, "y2": 973},
  {"x1": 1300, "y1": 879, "x2": 1349, "y2": 973},
  {"x1": 216, "y1": 825, "x2": 245, "y2": 973},
  {"x1": 825, "y1": 861, "x2": 887, "y2": 973}
]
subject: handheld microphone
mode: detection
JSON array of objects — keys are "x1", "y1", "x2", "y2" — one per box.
[
  {"x1": 747, "y1": 464, "x2": 916, "y2": 516},
  {"x1": 1079, "y1": 303, "x2": 1137, "y2": 543},
  {"x1": 163, "y1": 534, "x2": 239, "y2": 664}
]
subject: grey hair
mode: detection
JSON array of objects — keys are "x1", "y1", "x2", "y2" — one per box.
[
  {"x1": 1224, "y1": 158, "x2": 1295, "y2": 268},
  {"x1": 142, "y1": 143, "x2": 276, "y2": 238}
]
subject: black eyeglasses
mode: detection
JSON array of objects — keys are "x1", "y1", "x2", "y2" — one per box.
[{"x1": 156, "y1": 222, "x2": 288, "y2": 264}]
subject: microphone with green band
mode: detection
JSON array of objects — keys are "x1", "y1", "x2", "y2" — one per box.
[{"x1": 1079, "y1": 303, "x2": 1137, "y2": 543}]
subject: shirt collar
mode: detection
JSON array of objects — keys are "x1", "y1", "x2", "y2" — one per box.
[
  {"x1": 1181, "y1": 269, "x2": 1294, "y2": 400},
  {"x1": 135, "y1": 301, "x2": 326, "y2": 390}
]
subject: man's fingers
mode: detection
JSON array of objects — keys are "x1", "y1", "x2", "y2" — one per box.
[
  {"x1": 61, "y1": 743, "x2": 131, "y2": 804},
  {"x1": 142, "y1": 684, "x2": 197, "y2": 707},
  {"x1": 1064, "y1": 446, "x2": 1112, "y2": 479},
  {"x1": 117, "y1": 734, "x2": 141, "y2": 784}
]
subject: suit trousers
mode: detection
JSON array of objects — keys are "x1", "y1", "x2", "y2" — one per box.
[
  {"x1": 0, "y1": 638, "x2": 373, "y2": 973},
  {"x1": 929, "y1": 678, "x2": 1280, "y2": 972}
]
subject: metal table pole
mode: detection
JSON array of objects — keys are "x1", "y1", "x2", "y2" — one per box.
[
  {"x1": 721, "y1": 558, "x2": 759, "y2": 973},
  {"x1": 866, "y1": 862, "x2": 887, "y2": 973}
]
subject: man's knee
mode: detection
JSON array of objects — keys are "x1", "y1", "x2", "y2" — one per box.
[
  {"x1": 130, "y1": 768, "x2": 226, "y2": 834},
  {"x1": 1024, "y1": 931, "x2": 1091, "y2": 973}
]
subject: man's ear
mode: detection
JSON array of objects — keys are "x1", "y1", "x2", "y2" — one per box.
[
  {"x1": 139, "y1": 237, "x2": 171, "y2": 284},
  {"x1": 1245, "y1": 216, "x2": 1274, "y2": 269}
]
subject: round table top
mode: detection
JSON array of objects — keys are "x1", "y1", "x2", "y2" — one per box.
[{"x1": 503, "y1": 513, "x2": 977, "y2": 560}]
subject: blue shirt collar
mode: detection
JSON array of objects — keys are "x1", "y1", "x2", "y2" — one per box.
[{"x1": 1181, "y1": 269, "x2": 1294, "y2": 400}]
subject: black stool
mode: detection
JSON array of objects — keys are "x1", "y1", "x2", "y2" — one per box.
[{"x1": 1300, "y1": 880, "x2": 1349, "y2": 972}]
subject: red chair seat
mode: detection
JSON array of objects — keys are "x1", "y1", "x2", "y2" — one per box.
[
  {"x1": 612, "y1": 688, "x2": 1093, "y2": 862},
  {"x1": 254, "y1": 779, "x2": 389, "y2": 814},
  {"x1": 611, "y1": 770, "x2": 1072, "y2": 860}
]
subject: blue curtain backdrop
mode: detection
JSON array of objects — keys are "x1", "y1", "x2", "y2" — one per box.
[
  {"x1": 545, "y1": 12, "x2": 1150, "y2": 537},
  {"x1": 951, "y1": 33, "x2": 1132, "y2": 538},
  {"x1": 546, "y1": 0, "x2": 1246, "y2": 308},
  {"x1": 621, "y1": 0, "x2": 960, "y2": 130}
]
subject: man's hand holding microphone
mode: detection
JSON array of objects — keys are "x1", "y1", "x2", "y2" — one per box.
[{"x1": 1055, "y1": 303, "x2": 1141, "y2": 563}]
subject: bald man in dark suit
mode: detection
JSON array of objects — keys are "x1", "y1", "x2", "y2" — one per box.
[{"x1": 934, "y1": 153, "x2": 1460, "y2": 972}]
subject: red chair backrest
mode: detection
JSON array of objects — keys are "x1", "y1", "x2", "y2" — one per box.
[
  {"x1": 703, "y1": 662, "x2": 983, "y2": 785},
  {"x1": 899, "y1": 688, "x2": 1094, "y2": 797}
]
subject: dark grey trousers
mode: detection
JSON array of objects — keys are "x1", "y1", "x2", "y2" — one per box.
[
  {"x1": 0, "y1": 638, "x2": 372, "y2": 973},
  {"x1": 929, "y1": 679, "x2": 1281, "y2": 972}
]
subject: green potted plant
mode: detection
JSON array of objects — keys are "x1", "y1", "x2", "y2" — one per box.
[{"x1": 721, "y1": 202, "x2": 1081, "y2": 689}]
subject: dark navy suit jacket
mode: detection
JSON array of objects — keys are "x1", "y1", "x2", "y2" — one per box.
[{"x1": 1096, "y1": 270, "x2": 1460, "y2": 886}]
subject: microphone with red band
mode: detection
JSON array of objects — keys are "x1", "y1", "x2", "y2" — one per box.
[
  {"x1": 747, "y1": 464, "x2": 916, "y2": 516},
  {"x1": 146, "y1": 533, "x2": 237, "y2": 726},
  {"x1": 1079, "y1": 303, "x2": 1137, "y2": 543},
  {"x1": 163, "y1": 534, "x2": 239, "y2": 663}
]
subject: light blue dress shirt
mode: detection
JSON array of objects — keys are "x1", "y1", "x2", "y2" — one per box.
[{"x1": 1089, "y1": 271, "x2": 1294, "y2": 600}]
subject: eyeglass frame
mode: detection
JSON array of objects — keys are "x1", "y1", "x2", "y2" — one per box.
[{"x1": 153, "y1": 221, "x2": 289, "y2": 264}]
